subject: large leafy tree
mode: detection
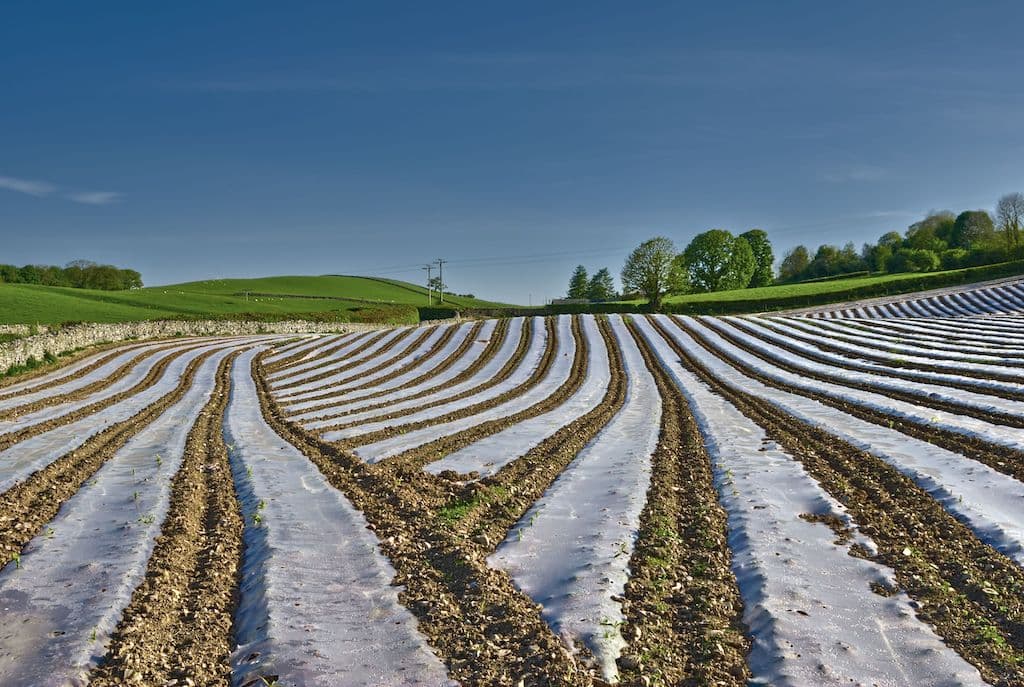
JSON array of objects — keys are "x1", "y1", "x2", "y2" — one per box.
[
  {"x1": 951, "y1": 210, "x2": 996, "y2": 250},
  {"x1": 587, "y1": 268, "x2": 616, "y2": 301},
  {"x1": 620, "y1": 237, "x2": 685, "y2": 310},
  {"x1": 778, "y1": 245, "x2": 810, "y2": 282},
  {"x1": 996, "y1": 192, "x2": 1023, "y2": 251},
  {"x1": 905, "y1": 212, "x2": 955, "y2": 251},
  {"x1": 739, "y1": 228, "x2": 774, "y2": 287},
  {"x1": 567, "y1": 264, "x2": 589, "y2": 299},
  {"x1": 679, "y1": 229, "x2": 756, "y2": 292}
]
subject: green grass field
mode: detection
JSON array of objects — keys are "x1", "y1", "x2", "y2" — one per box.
[
  {"x1": 0, "y1": 275, "x2": 508, "y2": 326},
  {"x1": 3, "y1": 261, "x2": 1022, "y2": 326},
  {"x1": 609, "y1": 259, "x2": 1024, "y2": 314}
]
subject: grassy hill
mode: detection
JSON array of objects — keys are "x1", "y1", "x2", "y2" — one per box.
[{"x1": 0, "y1": 275, "x2": 510, "y2": 326}]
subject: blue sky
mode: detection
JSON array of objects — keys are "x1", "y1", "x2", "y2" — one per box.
[{"x1": 2, "y1": 1, "x2": 1023, "y2": 304}]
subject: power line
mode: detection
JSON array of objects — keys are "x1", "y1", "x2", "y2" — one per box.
[
  {"x1": 435, "y1": 258, "x2": 447, "y2": 304},
  {"x1": 421, "y1": 264, "x2": 433, "y2": 305}
]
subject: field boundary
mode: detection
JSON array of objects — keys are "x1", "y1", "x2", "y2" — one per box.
[{"x1": 0, "y1": 318, "x2": 455, "y2": 374}]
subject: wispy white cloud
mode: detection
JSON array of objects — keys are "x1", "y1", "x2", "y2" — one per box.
[
  {"x1": 0, "y1": 174, "x2": 123, "y2": 205},
  {"x1": 66, "y1": 191, "x2": 123, "y2": 205},
  {"x1": 0, "y1": 175, "x2": 57, "y2": 197}
]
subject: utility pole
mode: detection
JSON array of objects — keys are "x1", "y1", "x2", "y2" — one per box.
[
  {"x1": 435, "y1": 258, "x2": 447, "y2": 303},
  {"x1": 422, "y1": 264, "x2": 433, "y2": 305}
]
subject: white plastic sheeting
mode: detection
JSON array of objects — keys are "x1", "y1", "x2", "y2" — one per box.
[
  {"x1": 805, "y1": 279, "x2": 1024, "y2": 318},
  {"x1": 298, "y1": 318, "x2": 523, "y2": 429},
  {"x1": 319, "y1": 317, "x2": 547, "y2": 444},
  {"x1": 0, "y1": 346, "x2": 239, "y2": 685},
  {"x1": 486, "y1": 315, "x2": 659, "y2": 681},
  {"x1": 301, "y1": 321, "x2": 478, "y2": 408},
  {"x1": 225, "y1": 348, "x2": 453, "y2": 687},
  {"x1": 426, "y1": 315, "x2": 609, "y2": 478},
  {"x1": 766, "y1": 316, "x2": 1024, "y2": 380},
  {"x1": 633, "y1": 317, "x2": 988, "y2": 687},
  {"x1": 860, "y1": 318, "x2": 1024, "y2": 349},
  {"x1": 791, "y1": 318, "x2": 1024, "y2": 365},
  {"x1": 0, "y1": 339, "x2": 223, "y2": 436},
  {"x1": 704, "y1": 318, "x2": 1024, "y2": 418},
  {"x1": 680, "y1": 316, "x2": 1024, "y2": 453},
  {"x1": 748, "y1": 317, "x2": 1024, "y2": 397},
  {"x1": 295, "y1": 319, "x2": 500, "y2": 425},
  {"x1": 0, "y1": 340, "x2": 162, "y2": 398},
  {"x1": 654, "y1": 316, "x2": 1024, "y2": 568},
  {"x1": 340, "y1": 315, "x2": 576, "y2": 462},
  {"x1": 262, "y1": 334, "x2": 342, "y2": 366},
  {"x1": 277, "y1": 325, "x2": 448, "y2": 403},
  {"x1": 0, "y1": 340, "x2": 241, "y2": 495},
  {"x1": 265, "y1": 332, "x2": 367, "y2": 381},
  {"x1": 270, "y1": 329, "x2": 408, "y2": 389},
  {"x1": 0, "y1": 340, "x2": 184, "y2": 412}
]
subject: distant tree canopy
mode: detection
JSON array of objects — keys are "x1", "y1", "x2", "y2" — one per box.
[
  {"x1": 777, "y1": 194, "x2": 1024, "y2": 283},
  {"x1": 621, "y1": 237, "x2": 685, "y2": 310},
  {"x1": 0, "y1": 260, "x2": 142, "y2": 290},
  {"x1": 997, "y1": 192, "x2": 1024, "y2": 252},
  {"x1": 740, "y1": 228, "x2": 774, "y2": 287},
  {"x1": 567, "y1": 265, "x2": 589, "y2": 299},
  {"x1": 779, "y1": 245, "x2": 810, "y2": 282},
  {"x1": 678, "y1": 229, "x2": 756, "y2": 293},
  {"x1": 587, "y1": 268, "x2": 616, "y2": 301},
  {"x1": 565, "y1": 264, "x2": 617, "y2": 301},
  {"x1": 952, "y1": 210, "x2": 996, "y2": 250},
  {"x1": 616, "y1": 190, "x2": 1023, "y2": 309}
]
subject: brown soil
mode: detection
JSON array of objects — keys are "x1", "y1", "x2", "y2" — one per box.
[
  {"x1": 302, "y1": 320, "x2": 486, "y2": 410},
  {"x1": 304, "y1": 317, "x2": 528, "y2": 431},
  {"x1": 338, "y1": 317, "x2": 563, "y2": 450},
  {"x1": 731, "y1": 318, "x2": 1024, "y2": 402},
  {"x1": 88, "y1": 350, "x2": 244, "y2": 686},
  {"x1": 252, "y1": 335, "x2": 593, "y2": 685},
  {"x1": 678, "y1": 317, "x2": 1024, "y2": 484},
  {"x1": 294, "y1": 318, "x2": 510, "y2": 423},
  {"x1": 777, "y1": 320, "x2": 1024, "y2": 383},
  {"x1": 319, "y1": 320, "x2": 462, "y2": 395},
  {"x1": 709, "y1": 317, "x2": 1024, "y2": 428},
  {"x1": 0, "y1": 340, "x2": 200, "y2": 422},
  {"x1": 0, "y1": 349, "x2": 217, "y2": 567},
  {"x1": 0, "y1": 340, "x2": 151, "y2": 399},
  {"x1": 614, "y1": 318, "x2": 750, "y2": 687},
  {"x1": 270, "y1": 326, "x2": 423, "y2": 392},
  {"x1": 834, "y1": 320, "x2": 1024, "y2": 361},
  {"x1": 260, "y1": 331, "x2": 372, "y2": 375},
  {"x1": 651, "y1": 315, "x2": 1024, "y2": 686},
  {"x1": 0, "y1": 341, "x2": 222, "y2": 455}
]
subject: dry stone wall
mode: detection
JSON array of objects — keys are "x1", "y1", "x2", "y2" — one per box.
[{"x1": 0, "y1": 318, "x2": 455, "y2": 372}]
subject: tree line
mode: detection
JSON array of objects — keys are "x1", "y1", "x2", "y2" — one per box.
[
  {"x1": 566, "y1": 191, "x2": 1024, "y2": 308},
  {"x1": 779, "y1": 192, "x2": 1023, "y2": 283},
  {"x1": 567, "y1": 228, "x2": 774, "y2": 309},
  {"x1": 0, "y1": 260, "x2": 143, "y2": 290}
]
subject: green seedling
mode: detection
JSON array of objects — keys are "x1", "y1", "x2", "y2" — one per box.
[
  {"x1": 253, "y1": 512, "x2": 263, "y2": 526},
  {"x1": 11, "y1": 552, "x2": 21, "y2": 569},
  {"x1": 46, "y1": 528, "x2": 55, "y2": 539},
  {"x1": 138, "y1": 514, "x2": 155, "y2": 525}
]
